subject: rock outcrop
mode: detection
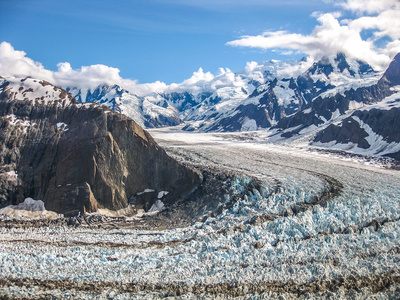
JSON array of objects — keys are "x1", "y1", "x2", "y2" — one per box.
[{"x1": 0, "y1": 77, "x2": 201, "y2": 216}]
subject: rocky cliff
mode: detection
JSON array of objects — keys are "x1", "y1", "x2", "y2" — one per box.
[{"x1": 0, "y1": 77, "x2": 201, "y2": 216}]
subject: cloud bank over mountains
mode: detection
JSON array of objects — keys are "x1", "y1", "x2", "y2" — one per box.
[
  {"x1": 0, "y1": 41, "x2": 311, "y2": 96},
  {"x1": 227, "y1": 0, "x2": 400, "y2": 71},
  {"x1": 0, "y1": 0, "x2": 399, "y2": 95},
  {"x1": 0, "y1": 41, "x2": 168, "y2": 96}
]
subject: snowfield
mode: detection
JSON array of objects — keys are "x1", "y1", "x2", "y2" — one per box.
[{"x1": 0, "y1": 129, "x2": 399, "y2": 298}]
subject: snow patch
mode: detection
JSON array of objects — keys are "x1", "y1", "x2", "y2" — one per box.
[
  {"x1": 5, "y1": 170, "x2": 18, "y2": 180},
  {"x1": 148, "y1": 200, "x2": 165, "y2": 213},
  {"x1": 241, "y1": 118, "x2": 257, "y2": 131},
  {"x1": 136, "y1": 189, "x2": 155, "y2": 196},
  {"x1": 273, "y1": 81, "x2": 296, "y2": 107},
  {"x1": 56, "y1": 122, "x2": 69, "y2": 132},
  {"x1": 158, "y1": 191, "x2": 169, "y2": 199},
  {"x1": 0, "y1": 198, "x2": 59, "y2": 219},
  {"x1": 5, "y1": 114, "x2": 35, "y2": 132},
  {"x1": 330, "y1": 109, "x2": 341, "y2": 120}
]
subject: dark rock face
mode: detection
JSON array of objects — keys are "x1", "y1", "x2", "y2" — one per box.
[
  {"x1": 314, "y1": 107, "x2": 400, "y2": 158},
  {"x1": 379, "y1": 53, "x2": 400, "y2": 87},
  {"x1": 205, "y1": 104, "x2": 273, "y2": 132},
  {"x1": 314, "y1": 116, "x2": 370, "y2": 149},
  {"x1": 0, "y1": 78, "x2": 201, "y2": 215}
]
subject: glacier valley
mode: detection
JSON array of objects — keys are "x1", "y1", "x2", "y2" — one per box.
[{"x1": 0, "y1": 128, "x2": 399, "y2": 299}]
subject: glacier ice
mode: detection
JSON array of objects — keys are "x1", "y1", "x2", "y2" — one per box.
[{"x1": 0, "y1": 132, "x2": 399, "y2": 298}]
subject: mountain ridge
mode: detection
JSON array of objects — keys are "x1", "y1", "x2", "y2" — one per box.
[
  {"x1": 3, "y1": 51, "x2": 399, "y2": 160},
  {"x1": 66, "y1": 53, "x2": 380, "y2": 133},
  {"x1": 272, "y1": 53, "x2": 400, "y2": 158},
  {"x1": 0, "y1": 77, "x2": 201, "y2": 214}
]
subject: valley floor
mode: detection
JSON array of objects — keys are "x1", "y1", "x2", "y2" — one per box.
[{"x1": 0, "y1": 129, "x2": 400, "y2": 299}]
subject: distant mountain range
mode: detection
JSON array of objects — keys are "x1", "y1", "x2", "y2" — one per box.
[
  {"x1": 1, "y1": 52, "x2": 399, "y2": 161},
  {"x1": 273, "y1": 53, "x2": 400, "y2": 159},
  {"x1": 64, "y1": 53, "x2": 400, "y2": 159},
  {"x1": 65, "y1": 53, "x2": 378, "y2": 130}
]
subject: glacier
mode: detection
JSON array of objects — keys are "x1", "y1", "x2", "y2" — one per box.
[{"x1": 0, "y1": 130, "x2": 399, "y2": 298}]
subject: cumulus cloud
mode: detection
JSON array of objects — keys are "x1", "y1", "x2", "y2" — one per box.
[
  {"x1": 0, "y1": 41, "x2": 224, "y2": 96},
  {"x1": 53, "y1": 62, "x2": 127, "y2": 90},
  {"x1": 348, "y1": 9, "x2": 400, "y2": 40},
  {"x1": 0, "y1": 41, "x2": 168, "y2": 96},
  {"x1": 0, "y1": 42, "x2": 54, "y2": 82},
  {"x1": 338, "y1": 0, "x2": 399, "y2": 14},
  {"x1": 166, "y1": 68, "x2": 215, "y2": 93},
  {"x1": 162, "y1": 66, "x2": 254, "y2": 95},
  {"x1": 244, "y1": 61, "x2": 259, "y2": 74},
  {"x1": 227, "y1": 0, "x2": 400, "y2": 71}
]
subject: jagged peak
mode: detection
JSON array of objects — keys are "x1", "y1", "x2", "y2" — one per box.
[
  {"x1": 379, "y1": 52, "x2": 400, "y2": 87},
  {"x1": 0, "y1": 76, "x2": 76, "y2": 105},
  {"x1": 304, "y1": 53, "x2": 375, "y2": 78}
]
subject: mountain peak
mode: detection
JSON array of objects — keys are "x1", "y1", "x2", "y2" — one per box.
[
  {"x1": 380, "y1": 52, "x2": 400, "y2": 87},
  {"x1": 0, "y1": 77, "x2": 201, "y2": 215},
  {"x1": 306, "y1": 53, "x2": 374, "y2": 78}
]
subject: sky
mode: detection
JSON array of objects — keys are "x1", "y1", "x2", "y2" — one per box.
[{"x1": 0, "y1": 0, "x2": 399, "y2": 93}]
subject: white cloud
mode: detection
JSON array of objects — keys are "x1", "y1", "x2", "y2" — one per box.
[
  {"x1": 0, "y1": 41, "x2": 54, "y2": 82},
  {"x1": 0, "y1": 41, "x2": 168, "y2": 96},
  {"x1": 244, "y1": 61, "x2": 259, "y2": 74},
  {"x1": 181, "y1": 68, "x2": 215, "y2": 86},
  {"x1": 166, "y1": 68, "x2": 215, "y2": 93},
  {"x1": 338, "y1": 0, "x2": 400, "y2": 14},
  {"x1": 54, "y1": 62, "x2": 126, "y2": 90},
  {"x1": 226, "y1": 0, "x2": 400, "y2": 71},
  {"x1": 349, "y1": 9, "x2": 400, "y2": 40},
  {"x1": 0, "y1": 41, "x2": 228, "y2": 97}
]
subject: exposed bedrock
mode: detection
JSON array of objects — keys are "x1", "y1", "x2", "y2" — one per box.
[{"x1": 0, "y1": 79, "x2": 201, "y2": 215}]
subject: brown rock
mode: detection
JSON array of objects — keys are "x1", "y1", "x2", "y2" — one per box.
[{"x1": 0, "y1": 77, "x2": 201, "y2": 215}]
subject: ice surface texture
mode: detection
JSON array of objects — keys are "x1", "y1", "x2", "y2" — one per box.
[{"x1": 0, "y1": 131, "x2": 399, "y2": 298}]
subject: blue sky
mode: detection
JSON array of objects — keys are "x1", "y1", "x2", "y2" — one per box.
[
  {"x1": 0, "y1": 0, "x2": 399, "y2": 86},
  {"x1": 0, "y1": 0, "x2": 336, "y2": 83}
]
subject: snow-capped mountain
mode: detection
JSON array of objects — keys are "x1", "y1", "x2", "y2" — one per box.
[
  {"x1": 66, "y1": 54, "x2": 379, "y2": 134},
  {"x1": 0, "y1": 76, "x2": 75, "y2": 105},
  {"x1": 66, "y1": 85, "x2": 181, "y2": 128},
  {"x1": 29, "y1": 51, "x2": 398, "y2": 159},
  {"x1": 273, "y1": 53, "x2": 400, "y2": 159},
  {"x1": 179, "y1": 53, "x2": 379, "y2": 132}
]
